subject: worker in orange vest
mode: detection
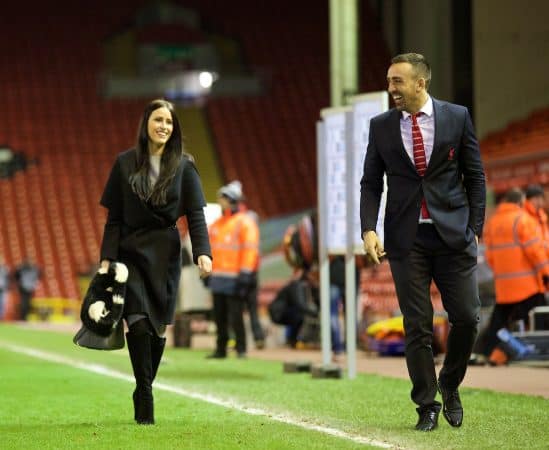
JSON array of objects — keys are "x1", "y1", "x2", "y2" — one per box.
[
  {"x1": 478, "y1": 188, "x2": 549, "y2": 365},
  {"x1": 206, "y1": 181, "x2": 260, "y2": 359}
]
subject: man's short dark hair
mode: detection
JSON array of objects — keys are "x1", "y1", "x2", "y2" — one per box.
[
  {"x1": 503, "y1": 188, "x2": 524, "y2": 204},
  {"x1": 525, "y1": 184, "x2": 544, "y2": 199},
  {"x1": 391, "y1": 53, "x2": 431, "y2": 90}
]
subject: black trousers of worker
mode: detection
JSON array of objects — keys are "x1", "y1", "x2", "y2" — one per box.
[
  {"x1": 389, "y1": 224, "x2": 480, "y2": 411},
  {"x1": 481, "y1": 293, "x2": 546, "y2": 357},
  {"x1": 213, "y1": 293, "x2": 246, "y2": 354},
  {"x1": 19, "y1": 289, "x2": 33, "y2": 320},
  {"x1": 246, "y1": 282, "x2": 265, "y2": 342}
]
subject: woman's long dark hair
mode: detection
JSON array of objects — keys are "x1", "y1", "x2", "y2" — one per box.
[{"x1": 129, "y1": 99, "x2": 191, "y2": 206}]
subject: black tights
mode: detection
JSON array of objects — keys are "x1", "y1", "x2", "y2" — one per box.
[{"x1": 129, "y1": 318, "x2": 155, "y2": 336}]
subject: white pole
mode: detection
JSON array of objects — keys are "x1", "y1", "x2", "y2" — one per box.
[
  {"x1": 345, "y1": 110, "x2": 357, "y2": 379},
  {"x1": 317, "y1": 120, "x2": 332, "y2": 365}
]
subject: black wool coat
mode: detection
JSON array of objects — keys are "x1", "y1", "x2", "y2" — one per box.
[{"x1": 100, "y1": 149, "x2": 211, "y2": 331}]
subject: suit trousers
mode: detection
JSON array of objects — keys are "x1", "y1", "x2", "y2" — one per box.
[
  {"x1": 389, "y1": 224, "x2": 480, "y2": 409},
  {"x1": 213, "y1": 293, "x2": 246, "y2": 354}
]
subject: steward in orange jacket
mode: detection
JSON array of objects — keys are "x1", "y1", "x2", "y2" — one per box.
[
  {"x1": 206, "y1": 181, "x2": 260, "y2": 358},
  {"x1": 484, "y1": 190, "x2": 549, "y2": 303},
  {"x1": 480, "y1": 188, "x2": 549, "y2": 361},
  {"x1": 209, "y1": 209, "x2": 259, "y2": 295}
]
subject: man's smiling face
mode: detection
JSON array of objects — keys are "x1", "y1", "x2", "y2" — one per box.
[{"x1": 387, "y1": 62, "x2": 424, "y2": 114}]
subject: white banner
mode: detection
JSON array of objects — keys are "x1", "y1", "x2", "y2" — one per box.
[
  {"x1": 319, "y1": 106, "x2": 351, "y2": 254},
  {"x1": 349, "y1": 92, "x2": 389, "y2": 252}
]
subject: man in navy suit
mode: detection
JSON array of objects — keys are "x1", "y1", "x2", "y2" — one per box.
[{"x1": 360, "y1": 53, "x2": 486, "y2": 431}]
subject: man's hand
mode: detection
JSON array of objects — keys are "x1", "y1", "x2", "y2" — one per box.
[
  {"x1": 197, "y1": 255, "x2": 212, "y2": 278},
  {"x1": 362, "y1": 231, "x2": 386, "y2": 265}
]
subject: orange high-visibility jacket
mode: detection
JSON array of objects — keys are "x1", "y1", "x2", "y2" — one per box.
[
  {"x1": 208, "y1": 209, "x2": 260, "y2": 295},
  {"x1": 483, "y1": 202, "x2": 549, "y2": 303},
  {"x1": 524, "y1": 199, "x2": 549, "y2": 257}
]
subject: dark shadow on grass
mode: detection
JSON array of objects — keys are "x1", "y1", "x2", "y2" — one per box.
[
  {"x1": 0, "y1": 421, "x2": 142, "y2": 432},
  {"x1": 163, "y1": 368, "x2": 267, "y2": 381}
]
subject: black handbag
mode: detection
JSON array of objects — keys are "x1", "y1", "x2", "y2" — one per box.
[
  {"x1": 73, "y1": 320, "x2": 125, "y2": 350},
  {"x1": 73, "y1": 262, "x2": 128, "y2": 351}
]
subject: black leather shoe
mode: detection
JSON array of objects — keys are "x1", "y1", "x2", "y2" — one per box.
[
  {"x1": 206, "y1": 352, "x2": 226, "y2": 359},
  {"x1": 415, "y1": 407, "x2": 439, "y2": 431},
  {"x1": 439, "y1": 384, "x2": 463, "y2": 427}
]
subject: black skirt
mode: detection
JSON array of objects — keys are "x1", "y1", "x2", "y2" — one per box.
[{"x1": 119, "y1": 225, "x2": 182, "y2": 332}]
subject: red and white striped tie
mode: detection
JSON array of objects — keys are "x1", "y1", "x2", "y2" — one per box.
[{"x1": 411, "y1": 112, "x2": 430, "y2": 219}]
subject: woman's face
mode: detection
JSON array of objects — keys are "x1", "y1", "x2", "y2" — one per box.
[{"x1": 147, "y1": 107, "x2": 173, "y2": 149}]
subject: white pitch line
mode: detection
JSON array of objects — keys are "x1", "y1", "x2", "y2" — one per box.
[{"x1": 0, "y1": 341, "x2": 403, "y2": 449}]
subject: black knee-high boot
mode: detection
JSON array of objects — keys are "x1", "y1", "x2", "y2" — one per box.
[
  {"x1": 151, "y1": 335, "x2": 166, "y2": 380},
  {"x1": 126, "y1": 331, "x2": 155, "y2": 424},
  {"x1": 140, "y1": 336, "x2": 166, "y2": 423}
]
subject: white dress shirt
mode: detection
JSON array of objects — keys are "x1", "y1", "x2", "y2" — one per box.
[{"x1": 400, "y1": 96, "x2": 435, "y2": 223}]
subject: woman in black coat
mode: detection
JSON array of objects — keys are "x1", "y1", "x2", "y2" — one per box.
[{"x1": 99, "y1": 99, "x2": 212, "y2": 424}]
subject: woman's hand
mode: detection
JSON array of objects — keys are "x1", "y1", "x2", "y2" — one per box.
[{"x1": 197, "y1": 255, "x2": 212, "y2": 278}]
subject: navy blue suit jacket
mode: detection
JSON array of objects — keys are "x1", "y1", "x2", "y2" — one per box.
[{"x1": 360, "y1": 98, "x2": 486, "y2": 259}]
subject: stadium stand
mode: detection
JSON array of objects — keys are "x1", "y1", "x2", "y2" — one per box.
[
  {"x1": 6, "y1": 1, "x2": 544, "y2": 325},
  {"x1": 0, "y1": 1, "x2": 389, "y2": 310},
  {"x1": 481, "y1": 107, "x2": 549, "y2": 193},
  {"x1": 0, "y1": 1, "x2": 147, "y2": 312}
]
